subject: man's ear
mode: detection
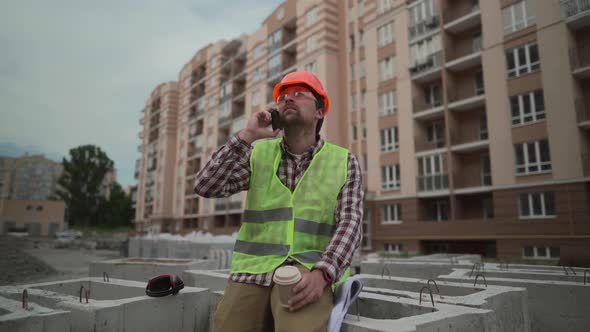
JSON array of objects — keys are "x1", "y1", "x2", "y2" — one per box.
[{"x1": 316, "y1": 107, "x2": 325, "y2": 120}]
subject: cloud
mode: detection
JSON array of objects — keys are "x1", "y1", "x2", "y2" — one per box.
[{"x1": 0, "y1": 0, "x2": 283, "y2": 186}]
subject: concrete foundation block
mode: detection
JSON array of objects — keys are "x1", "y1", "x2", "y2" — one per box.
[
  {"x1": 89, "y1": 257, "x2": 218, "y2": 282},
  {"x1": 440, "y1": 268, "x2": 590, "y2": 332}
]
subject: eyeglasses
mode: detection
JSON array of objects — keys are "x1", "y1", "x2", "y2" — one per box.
[{"x1": 276, "y1": 90, "x2": 317, "y2": 104}]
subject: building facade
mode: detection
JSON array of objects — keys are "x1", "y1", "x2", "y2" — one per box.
[
  {"x1": 134, "y1": 0, "x2": 590, "y2": 264},
  {"x1": 0, "y1": 200, "x2": 66, "y2": 236},
  {"x1": 0, "y1": 155, "x2": 63, "y2": 201}
]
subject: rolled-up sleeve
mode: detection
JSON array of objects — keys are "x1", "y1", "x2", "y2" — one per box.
[{"x1": 193, "y1": 134, "x2": 252, "y2": 198}]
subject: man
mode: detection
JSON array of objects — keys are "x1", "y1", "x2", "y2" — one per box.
[{"x1": 194, "y1": 71, "x2": 363, "y2": 331}]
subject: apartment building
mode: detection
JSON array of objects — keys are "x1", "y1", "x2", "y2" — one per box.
[
  {"x1": 0, "y1": 155, "x2": 62, "y2": 201},
  {"x1": 134, "y1": 0, "x2": 590, "y2": 264},
  {"x1": 134, "y1": 82, "x2": 180, "y2": 234}
]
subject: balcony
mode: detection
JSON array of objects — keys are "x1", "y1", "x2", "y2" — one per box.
[
  {"x1": 409, "y1": 51, "x2": 443, "y2": 83},
  {"x1": 413, "y1": 96, "x2": 444, "y2": 120},
  {"x1": 445, "y1": 45, "x2": 482, "y2": 72},
  {"x1": 561, "y1": 0, "x2": 590, "y2": 29},
  {"x1": 415, "y1": 136, "x2": 446, "y2": 153},
  {"x1": 450, "y1": 130, "x2": 489, "y2": 152},
  {"x1": 569, "y1": 44, "x2": 590, "y2": 78},
  {"x1": 453, "y1": 171, "x2": 492, "y2": 192},
  {"x1": 139, "y1": 118, "x2": 144, "y2": 126},
  {"x1": 417, "y1": 174, "x2": 449, "y2": 192},
  {"x1": 576, "y1": 98, "x2": 590, "y2": 128},
  {"x1": 409, "y1": 16, "x2": 440, "y2": 41},
  {"x1": 443, "y1": 2, "x2": 481, "y2": 34},
  {"x1": 447, "y1": 89, "x2": 485, "y2": 112}
]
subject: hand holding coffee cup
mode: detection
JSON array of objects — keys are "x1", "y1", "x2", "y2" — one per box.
[{"x1": 272, "y1": 266, "x2": 302, "y2": 308}]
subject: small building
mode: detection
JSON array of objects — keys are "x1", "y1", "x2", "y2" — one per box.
[{"x1": 0, "y1": 199, "x2": 66, "y2": 237}]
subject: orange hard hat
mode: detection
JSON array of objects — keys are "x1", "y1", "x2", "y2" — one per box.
[{"x1": 272, "y1": 71, "x2": 330, "y2": 115}]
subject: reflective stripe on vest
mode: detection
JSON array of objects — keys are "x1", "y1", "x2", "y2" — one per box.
[
  {"x1": 294, "y1": 219, "x2": 335, "y2": 237},
  {"x1": 233, "y1": 240, "x2": 290, "y2": 256},
  {"x1": 291, "y1": 251, "x2": 323, "y2": 264}
]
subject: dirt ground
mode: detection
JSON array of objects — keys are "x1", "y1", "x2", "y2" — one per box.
[{"x1": 0, "y1": 235, "x2": 122, "y2": 286}]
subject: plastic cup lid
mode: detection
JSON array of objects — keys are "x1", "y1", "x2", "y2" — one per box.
[{"x1": 273, "y1": 266, "x2": 302, "y2": 285}]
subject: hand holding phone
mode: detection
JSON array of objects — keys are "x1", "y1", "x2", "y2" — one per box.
[{"x1": 271, "y1": 109, "x2": 281, "y2": 131}]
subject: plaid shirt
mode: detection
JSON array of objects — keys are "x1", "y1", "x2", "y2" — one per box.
[{"x1": 194, "y1": 134, "x2": 363, "y2": 286}]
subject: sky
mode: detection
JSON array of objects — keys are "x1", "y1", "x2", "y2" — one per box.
[{"x1": 0, "y1": 0, "x2": 284, "y2": 187}]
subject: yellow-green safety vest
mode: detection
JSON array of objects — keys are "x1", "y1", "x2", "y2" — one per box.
[{"x1": 230, "y1": 138, "x2": 350, "y2": 287}]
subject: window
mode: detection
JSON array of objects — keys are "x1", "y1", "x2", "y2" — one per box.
[
  {"x1": 359, "y1": 60, "x2": 366, "y2": 78},
  {"x1": 417, "y1": 154, "x2": 447, "y2": 191},
  {"x1": 424, "y1": 84, "x2": 442, "y2": 107},
  {"x1": 474, "y1": 71, "x2": 484, "y2": 95},
  {"x1": 349, "y1": 34, "x2": 355, "y2": 51},
  {"x1": 432, "y1": 200, "x2": 449, "y2": 221},
  {"x1": 410, "y1": 35, "x2": 441, "y2": 68},
  {"x1": 306, "y1": 33, "x2": 319, "y2": 52},
  {"x1": 506, "y1": 43, "x2": 540, "y2": 78},
  {"x1": 183, "y1": 95, "x2": 189, "y2": 106},
  {"x1": 347, "y1": 7, "x2": 355, "y2": 23},
  {"x1": 349, "y1": 64, "x2": 355, "y2": 80},
  {"x1": 252, "y1": 66, "x2": 263, "y2": 82},
  {"x1": 358, "y1": 0, "x2": 365, "y2": 16},
  {"x1": 511, "y1": 90, "x2": 545, "y2": 126},
  {"x1": 360, "y1": 90, "x2": 366, "y2": 108},
  {"x1": 219, "y1": 101, "x2": 231, "y2": 118},
  {"x1": 359, "y1": 29, "x2": 364, "y2": 47},
  {"x1": 253, "y1": 44, "x2": 263, "y2": 60},
  {"x1": 184, "y1": 78, "x2": 190, "y2": 88},
  {"x1": 251, "y1": 91, "x2": 261, "y2": 107},
  {"x1": 481, "y1": 155, "x2": 492, "y2": 185},
  {"x1": 209, "y1": 56, "x2": 217, "y2": 68},
  {"x1": 351, "y1": 94, "x2": 357, "y2": 111},
  {"x1": 384, "y1": 243, "x2": 402, "y2": 253},
  {"x1": 519, "y1": 192, "x2": 555, "y2": 218},
  {"x1": 305, "y1": 7, "x2": 319, "y2": 27},
  {"x1": 268, "y1": 29, "x2": 282, "y2": 53},
  {"x1": 381, "y1": 164, "x2": 401, "y2": 190},
  {"x1": 352, "y1": 125, "x2": 358, "y2": 142},
  {"x1": 377, "y1": 0, "x2": 392, "y2": 14},
  {"x1": 479, "y1": 113, "x2": 488, "y2": 140},
  {"x1": 267, "y1": 55, "x2": 281, "y2": 78},
  {"x1": 381, "y1": 204, "x2": 402, "y2": 224},
  {"x1": 208, "y1": 75, "x2": 217, "y2": 89},
  {"x1": 502, "y1": 0, "x2": 535, "y2": 35},
  {"x1": 427, "y1": 122, "x2": 444, "y2": 146},
  {"x1": 377, "y1": 22, "x2": 394, "y2": 47},
  {"x1": 380, "y1": 127, "x2": 399, "y2": 152},
  {"x1": 362, "y1": 124, "x2": 367, "y2": 141},
  {"x1": 472, "y1": 31, "x2": 482, "y2": 52},
  {"x1": 362, "y1": 208, "x2": 371, "y2": 249},
  {"x1": 208, "y1": 95, "x2": 216, "y2": 108},
  {"x1": 514, "y1": 140, "x2": 551, "y2": 175},
  {"x1": 379, "y1": 56, "x2": 396, "y2": 81},
  {"x1": 304, "y1": 61, "x2": 318, "y2": 76},
  {"x1": 523, "y1": 246, "x2": 559, "y2": 259}
]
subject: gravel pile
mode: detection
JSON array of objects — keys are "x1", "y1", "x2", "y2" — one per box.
[{"x1": 0, "y1": 236, "x2": 57, "y2": 286}]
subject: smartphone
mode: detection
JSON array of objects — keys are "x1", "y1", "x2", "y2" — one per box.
[{"x1": 271, "y1": 109, "x2": 281, "y2": 131}]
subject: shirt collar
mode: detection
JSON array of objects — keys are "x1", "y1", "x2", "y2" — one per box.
[{"x1": 280, "y1": 135, "x2": 324, "y2": 158}]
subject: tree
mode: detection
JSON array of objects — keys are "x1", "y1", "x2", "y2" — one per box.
[
  {"x1": 55, "y1": 145, "x2": 114, "y2": 228},
  {"x1": 96, "y1": 183, "x2": 134, "y2": 228}
]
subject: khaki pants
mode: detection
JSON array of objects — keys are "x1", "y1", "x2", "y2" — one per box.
[{"x1": 212, "y1": 264, "x2": 333, "y2": 332}]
